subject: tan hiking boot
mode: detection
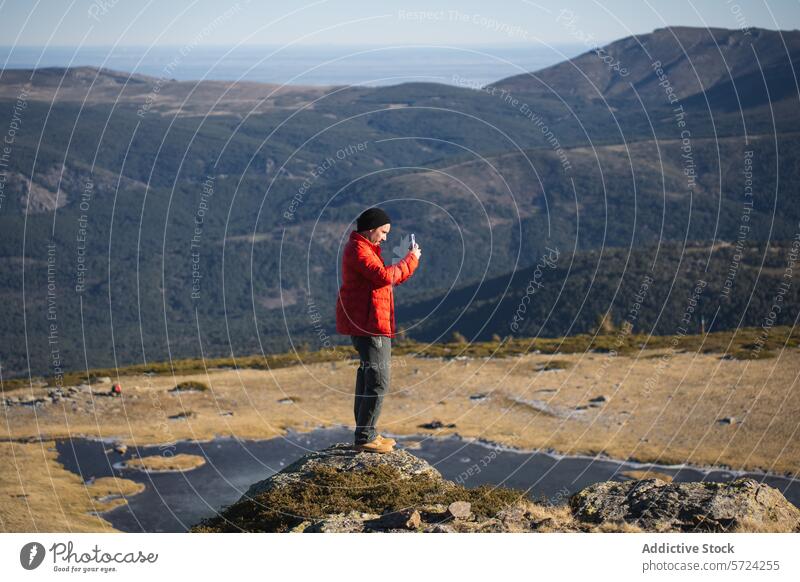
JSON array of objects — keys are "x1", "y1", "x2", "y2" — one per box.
[
  {"x1": 355, "y1": 438, "x2": 394, "y2": 453},
  {"x1": 375, "y1": 434, "x2": 396, "y2": 446}
]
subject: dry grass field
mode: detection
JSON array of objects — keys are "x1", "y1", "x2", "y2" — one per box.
[{"x1": 2, "y1": 328, "x2": 798, "y2": 531}]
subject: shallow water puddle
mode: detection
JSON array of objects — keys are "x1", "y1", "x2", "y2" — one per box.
[{"x1": 56, "y1": 427, "x2": 799, "y2": 532}]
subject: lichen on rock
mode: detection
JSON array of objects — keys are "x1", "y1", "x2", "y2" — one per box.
[{"x1": 570, "y1": 477, "x2": 800, "y2": 532}]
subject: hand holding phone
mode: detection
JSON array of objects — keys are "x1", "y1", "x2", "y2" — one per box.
[{"x1": 410, "y1": 233, "x2": 421, "y2": 260}]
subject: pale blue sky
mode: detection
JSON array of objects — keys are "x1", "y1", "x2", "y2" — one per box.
[{"x1": 1, "y1": 0, "x2": 798, "y2": 47}]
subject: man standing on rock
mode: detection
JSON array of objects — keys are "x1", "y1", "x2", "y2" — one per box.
[{"x1": 336, "y1": 207, "x2": 421, "y2": 453}]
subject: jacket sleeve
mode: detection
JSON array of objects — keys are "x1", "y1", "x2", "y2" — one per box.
[{"x1": 352, "y1": 246, "x2": 419, "y2": 287}]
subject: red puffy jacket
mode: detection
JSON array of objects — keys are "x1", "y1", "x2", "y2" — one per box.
[{"x1": 336, "y1": 230, "x2": 419, "y2": 338}]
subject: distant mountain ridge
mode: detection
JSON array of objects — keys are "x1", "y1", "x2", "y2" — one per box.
[
  {"x1": 491, "y1": 26, "x2": 800, "y2": 108},
  {"x1": 1, "y1": 26, "x2": 798, "y2": 376}
]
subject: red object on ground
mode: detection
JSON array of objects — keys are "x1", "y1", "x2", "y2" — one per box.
[
  {"x1": 336, "y1": 230, "x2": 418, "y2": 338},
  {"x1": 111, "y1": 383, "x2": 122, "y2": 396}
]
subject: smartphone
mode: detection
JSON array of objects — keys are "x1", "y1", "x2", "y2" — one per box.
[{"x1": 410, "y1": 233, "x2": 416, "y2": 248}]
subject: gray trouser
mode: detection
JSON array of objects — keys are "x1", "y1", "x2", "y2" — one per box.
[{"x1": 351, "y1": 335, "x2": 391, "y2": 444}]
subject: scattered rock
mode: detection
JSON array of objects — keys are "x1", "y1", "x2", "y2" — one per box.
[
  {"x1": 219, "y1": 411, "x2": 234, "y2": 417},
  {"x1": 589, "y1": 395, "x2": 608, "y2": 404},
  {"x1": 534, "y1": 361, "x2": 571, "y2": 372},
  {"x1": 169, "y1": 381, "x2": 209, "y2": 393},
  {"x1": 717, "y1": 416, "x2": 737, "y2": 425},
  {"x1": 570, "y1": 478, "x2": 800, "y2": 532},
  {"x1": 113, "y1": 444, "x2": 128, "y2": 455},
  {"x1": 418, "y1": 420, "x2": 456, "y2": 429},
  {"x1": 277, "y1": 397, "x2": 295, "y2": 405},
  {"x1": 365, "y1": 509, "x2": 421, "y2": 530},
  {"x1": 423, "y1": 524, "x2": 456, "y2": 533},
  {"x1": 469, "y1": 393, "x2": 488, "y2": 401},
  {"x1": 168, "y1": 411, "x2": 195, "y2": 420},
  {"x1": 95, "y1": 377, "x2": 112, "y2": 384},
  {"x1": 19, "y1": 397, "x2": 49, "y2": 407},
  {"x1": 495, "y1": 504, "x2": 527, "y2": 527},
  {"x1": 446, "y1": 501, "x2": 472, "y2": 520}
]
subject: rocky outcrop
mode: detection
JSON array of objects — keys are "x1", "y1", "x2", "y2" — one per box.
[
  {"x1": 192, "y1": 443, "x2": 799, "y2": 533},
  {"x1": 240, "y1": 442, "x2": 441, "y2": 500},
  {"x1": 193, "y1": 443, "x2": 557, "y2": 533},
  {"x1": 570, "y1": 478, "x2": 800, "y2": 532}
]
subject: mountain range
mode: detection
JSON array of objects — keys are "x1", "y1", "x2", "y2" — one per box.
[{"x1": 1, "y1": 26, "x2": 798, "y2": 377}]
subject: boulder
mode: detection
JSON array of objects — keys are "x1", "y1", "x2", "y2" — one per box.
[
  {"x1": 418, "y1": 420, "x2": 457, "y2": 429},
  {"x1": 446, "y1": 501, "x2": 472, "y2": 520},
  {"x1": 241, "y1": 443, "x2": 443, "y2": 500},
  {"x1": 570, "y1": 477, "x2": 800, "y2": 532},
  {"x1": 193, "y1": 443, "x2": 529, "y2": 533}
]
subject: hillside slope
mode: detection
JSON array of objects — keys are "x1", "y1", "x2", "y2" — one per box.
[{"x1": 1, "y1": 27, "x2": 799, "y2": 376}]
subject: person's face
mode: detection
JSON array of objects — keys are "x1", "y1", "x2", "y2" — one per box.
[{"x1": 365, "y1": 223, "x2": 390, "y2": 245}]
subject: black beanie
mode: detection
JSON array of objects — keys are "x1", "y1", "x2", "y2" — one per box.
[{"x1": 357, "y1": 207, "x2": 391, "y2": 232}]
